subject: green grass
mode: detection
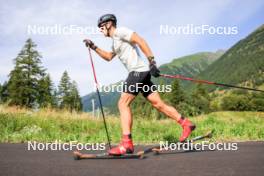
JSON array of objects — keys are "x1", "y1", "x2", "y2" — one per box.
[{"x1": 0, "y1": 105, "x2": 264, "y2": 144}]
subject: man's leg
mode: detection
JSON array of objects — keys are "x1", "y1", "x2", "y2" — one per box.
[
  {"x1": 118, "y1": 92, "x2": 136, "y2": 135},
  {"x1": 146, "y1": 92, "x2": 195, "y2": 142},
  {"x1": 146, "y1": 92, "x2": 181, "y2": 121},
  {"x1": 108, "y1": 92, "x2": 136, "y2": 155}
]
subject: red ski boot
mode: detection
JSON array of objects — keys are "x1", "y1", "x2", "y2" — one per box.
[
  {"x1": 178, "y1": 117, "x2": 196, "y2": 142},
  {"x1": 108, "y1": 135, "x2": 134, "y2": 156}
]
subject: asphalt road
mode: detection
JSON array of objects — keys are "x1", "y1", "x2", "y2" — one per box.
[{"x1": 0, "y1": 142, "x2": 263, "y2": 176}]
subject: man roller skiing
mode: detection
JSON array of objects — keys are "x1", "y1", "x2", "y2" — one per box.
[{"x1": 84, "y1": 14, "x2": 196, "y2": 155}]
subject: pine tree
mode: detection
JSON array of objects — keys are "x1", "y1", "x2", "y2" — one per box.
[
  {"x1": 191, "y1": 84, "x2": 211, "y2": 114},
  {"x1": 58, "y1": 71, "x2": 83, "y2": 112},
  {"x1": 38, "y1": 74, "x2": 56, "y2": 108},
  {"x1": 168, "y1": 79, "x2": 185, "y2": 107},
  {"x1": 0, "y1": 81, "x2": 9, "y2": 103},
  {"x1": 52, "y1": 88, "x2": 60, "y2": 108},
  {"x1": 7, "y1": 38, "x2": 45, "y2": 108},
  {"x1": 69, "y1": 81, "x2": 83, "y2": 111},
  {"x1": 58, "y1": 71, "x2": 72, "y2": 109}
]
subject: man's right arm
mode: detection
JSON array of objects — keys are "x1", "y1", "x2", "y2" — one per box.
[
  {"x1": 94, "y1": 48, "x2": 116, "y2": 62},
  {"x1": 83, "y1": 39, "x2": 115, "y2": 61}
]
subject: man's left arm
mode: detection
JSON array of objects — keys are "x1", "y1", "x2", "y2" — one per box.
[
  {"x1": 130, "y1": 33, "x2": 154, "y2": 62},
  {"x1": 130, "y1": 33, "x2": 160, "y2": 77}
]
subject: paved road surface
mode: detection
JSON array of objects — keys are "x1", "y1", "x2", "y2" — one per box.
[{"x1": 0, "y1": 142, "x2": 263, "y2": 176}]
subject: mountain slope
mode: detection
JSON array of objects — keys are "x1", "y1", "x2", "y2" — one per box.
[
  {"x1": 156, "y1": 50, "x2": 224, "y2": 85},
  {"x1": 197, "y1": 25, "x2": 264, "y2": 90}
]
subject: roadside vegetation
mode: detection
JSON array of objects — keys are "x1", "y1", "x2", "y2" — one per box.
[{"x1": 1, "y1": 105, "x2": 263, "y2": 144}]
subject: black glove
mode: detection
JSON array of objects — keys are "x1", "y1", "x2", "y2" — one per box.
[
  {"x1": 83, "y1": 39, "x2": 97, "y2": 50},
  {"x1": 149, "y1": 60, "x2": 160, "y2": 77}
]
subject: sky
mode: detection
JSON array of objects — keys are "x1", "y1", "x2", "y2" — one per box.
[{"x1": 0, "y1": 0, "x2": 263, "y2": 96}]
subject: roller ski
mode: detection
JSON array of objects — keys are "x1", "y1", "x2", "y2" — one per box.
[
  {"x1": 146, "y1": 130, "x2": 214, "y2": 155},
  {"x1": 74, "y1": 135, "x2": 145, "y2": 160}
]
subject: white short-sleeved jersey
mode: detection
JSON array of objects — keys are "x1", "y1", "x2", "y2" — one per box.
[{"x1": 111, "y1": 27, "x2": 149, "y2": 73}]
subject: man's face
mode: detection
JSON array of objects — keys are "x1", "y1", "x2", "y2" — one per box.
[{"x1": 99, "y1": 22, "x2": 111, "y2": 37}]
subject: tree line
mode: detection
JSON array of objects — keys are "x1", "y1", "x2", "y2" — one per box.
[
  {"x1": 131, "y1": 79, "x2": 264, "y2": 119},
  {"x1": 0, "y1": 39, "x2": 82, "y2": 111}
]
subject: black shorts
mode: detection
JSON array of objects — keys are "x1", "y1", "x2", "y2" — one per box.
[{"x1": 123, "y1": 71, "x2": 157, "y2": 97}]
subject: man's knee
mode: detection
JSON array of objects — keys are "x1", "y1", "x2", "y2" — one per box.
[
  {"x1": 118, "y1": 97, "x2": 130, "y2": 109},
  {"x1": 152, "y1": 100, "x2": 165, "y2": 111}
]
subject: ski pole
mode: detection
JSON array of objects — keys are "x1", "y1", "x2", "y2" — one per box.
[
  {"x1": 160, "y1": 74, "x2": 264, "y2": 93},
  {"x1": 87, "y1": 47, "x2": 112, "y2": 149}
]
